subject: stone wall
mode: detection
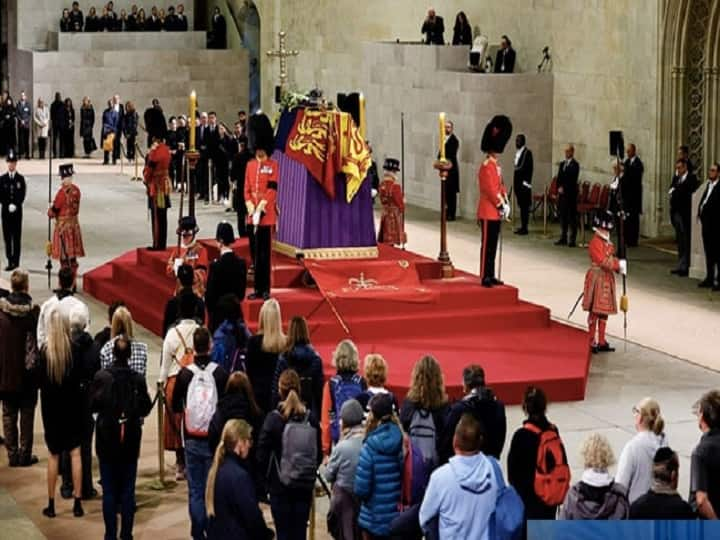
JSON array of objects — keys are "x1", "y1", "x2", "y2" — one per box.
[
  {"x1": 16, "y1": 0, "x2": 194, "y2": 51},
  {"x1": 362, "y1": 43, "x2": 554, "y2": 217},
  {"x1": 247, "y1": 0, "x2": 661, "y2": 235},
  {"x1": 50, "y1": 30, "x2": 206, "y2": 51}
]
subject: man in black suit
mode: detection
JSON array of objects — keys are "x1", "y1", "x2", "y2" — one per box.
[
  {"x1": 143, "y1": 98, "x2": 168, "y2": 148},
  {"x1": 513, "y1": 134, "x2": 533, "y2": 235},
  {"x1": 678, "y1": 144, "x2": 694, "y2": 174},
  {"x1": 443, "y1": 120, "x2": 460, "y2": 221},
  {"x1": 698, "y1": 163, "x2": 720, "y2": 290},
  {"x1": 494, "y1": 35, "x2": 516, "y2": 73},
  {"x1": 176, "y1": 4, "x2": 189, "y2": 31},
  {"x1": 421, "y1": 8, "x2": 445, "y2": 45},
  {"x1": 622, "y1": 143, "x2": 644, "y2": 246},
  {"x1": 669, "y1": 158, "x2": 700, "y2": 276},
  {"x1": 555, "y1": 144, "x2": 580, "y2": 247},
  {"x1": 196, "y1": 113, "x2": 210, "y2": 201},
  {"x1": 0, "y1": 150, "x2": 25, "y2": 270},
  {"x1": 210, "y1": 7, "x2": 227, "y2": 49},
  {"x1": 50, "y1": 93, "x2": 64, "y2": 158},
  {"x1": 205, "y1": 222, "x2": 246, "y2": 332}
]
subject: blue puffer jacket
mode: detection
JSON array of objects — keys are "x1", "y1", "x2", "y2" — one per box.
[{"x1": 354, "y1": 421, "x2": 403, "y2": 535}]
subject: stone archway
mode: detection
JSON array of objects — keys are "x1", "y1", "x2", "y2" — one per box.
[{"x1": 658, "y1": 0, "x2": 720, "y2": 218}]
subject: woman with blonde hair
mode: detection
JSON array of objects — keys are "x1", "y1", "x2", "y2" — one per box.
[
  {"x1": 560, "y1": 433, "x2": 629, "y2": 519},
  {"x1": 79, "y1": 96, "x2": 95, "y2": 157},
  {"x1": 616, "y1": 397, "x2": 667, "y2": 503},
  {"x1": 38, "y1": 309, "x2": 85, "y2": 518},
  {"x1": 321, "y1": 339, "x2": 367, "y2": 457},
  {"x1": 258, "y1": 369, "x2": 321, "y2": 540},
  {"x1": 99, "y1": 306, "x2": 148, "y2": 376},
  {"x1": 272, "y1": 315, "x2": 324, "y2": 418},
  {"x1": 205, "y1": 419, "x2": 273, "y2": 540},
  {"x1": 245, "y1": 298, "x2": 286, "y2": 414},
  {"x1": 356, "y1": 353, "x2": 398, "y2": 413},
  {"x1": 399, "y1": 355, "x2": 449, "y2": 470}
]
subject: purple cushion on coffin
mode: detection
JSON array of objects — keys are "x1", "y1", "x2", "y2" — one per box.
[{"x1": 274, "y1": 150, "x2": 377, "y2": 250}]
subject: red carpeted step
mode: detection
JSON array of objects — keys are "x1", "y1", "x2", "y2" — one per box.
[{"x1": 112, "y1": 262, "x2": 175, "y2": 305}]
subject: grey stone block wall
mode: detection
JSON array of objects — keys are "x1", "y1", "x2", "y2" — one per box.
[
  {"x1": 51, "y1": 31, "x2": 207, "y2": 51},
  {"x1": 361, "y1": 42, "x2": 553, "y2": 219}
]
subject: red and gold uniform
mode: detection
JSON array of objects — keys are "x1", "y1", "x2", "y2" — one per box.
[
  {"x1": 144, "y1": 141, "x2": 172, "y2": 249},
  {"x1": 476, "y1": 155, "x2": 508, "y2": 284},
  {"x1": 166, "y1": 241, "x2": 209, "y2": 297},
  {"x1": 378, "y1": 176, "x2": 405, "y2": 245},
  {"x1": 582, "y1": 228, "x2": 621, "y2": 351},
  {"x1": 48, "y1": 177, "x2": 84, "y2": 286},
  {"x1": 244, "y1": 156, "x2": 279, "y2": 298}
]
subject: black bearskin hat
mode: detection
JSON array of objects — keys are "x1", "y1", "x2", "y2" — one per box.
[
  {"x1": 59, "y1": 163, "x2": 74, "y2": 178},
  {"x1": 481, "y1": 115, "x2": 513, "y2": 154},
  {"x1": 383, "y1": 158, "x2": 400, "y2": 173},
  {"x1": 247, "y1": 113, "x2": 275, "y2": 155},
  {"x1": 593, "y1": 210, "x2": 615, "y2": 231}
]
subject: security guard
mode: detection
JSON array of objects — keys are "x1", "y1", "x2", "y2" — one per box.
[{"x1": 0, "y1": 149, "x2": 26, "y2": 270}]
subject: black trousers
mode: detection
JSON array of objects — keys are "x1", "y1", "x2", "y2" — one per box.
[
  {"x1": 52, "y1": 126, "x2": 62, "y2": 157},
  {"x1": 479, "y1": 219, "x2": 501, "y2": 280},
  {"x1": 126, "y1": 135, "x2": 136, "y2": 160},
  {"x1": 558, "y1": 192, "x2": 577, "y2": 243},
  {"x1": 249, "y1": 225, "x2": 271, "y2": 295},
  {"x1": 2, "y1": 209, "x2": 22, "y2": 267},
  {"x1": 172, "y1": 150, "x2": 185, "y2": 187},
  {"x1": 702, "y1": 223, "x2": 719, "y2": 283},
  {"x1": 37, "y1": 137, "x2": 47, "y2": 159},
  {"x1": 150, "y1": 202, "x2": 168, "y2": 250},
  {"x1": 446, "y1": 191, "x2": 458, "y2": 220},
  {"x1": 61, "y1": 130, "x2": 74, "y2": 158},
  {"x1": 671, "y1": 210, "x2": 691, "y2": 272},
  {"x1": 2, "y1": 388, "x2": 37, "y2": 462},
  {"x1": 18, "y1": 125, "x2": 30, "y2": 159},
  {"x1": 195, "y1": 157, "x2": 209, "y2": 200},
  {"x1": 514, "y1": 184, "x2": 531, "y2": 231},
  {"x1": 216, "y1": 161, "x2": 230, "y2": 200},
  {"x1": 625, "y1": 213, "x2": 640, "y2": 246}
]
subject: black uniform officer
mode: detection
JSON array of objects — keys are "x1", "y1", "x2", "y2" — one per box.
[{"x1": 0, "y1": 149, "x2": 26, "y2": 270}]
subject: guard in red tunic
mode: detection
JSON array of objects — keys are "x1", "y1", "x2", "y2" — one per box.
[
  {"x1": 582, "y1": 210, "x2": 627, "y2": 353},
  {"x1": 377, "y1": 157, "x2": 406, "y2": 246},
  {"x1": 144, "y1": 137, "x2": 172, "y2": 250},
  {"x1": 244, "y1": 113, "x2": 278, "y2": 300},
  {"x1": 48, "y1": 163, "x2": 84, "y2": 290},
  {"x1": 166, "y1": 216, "x2": 209, "y2": 296},
  {"x1": 477, "y1": 115, "x2": 512, "y2": 287}
]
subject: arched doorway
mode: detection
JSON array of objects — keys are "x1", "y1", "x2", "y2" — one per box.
[
  {"x1": 226, "y1": 0, "x2": 261, "y2": 113},
  {"x1": 658, "y1": 1, "x2": 720, "y2": 203}
]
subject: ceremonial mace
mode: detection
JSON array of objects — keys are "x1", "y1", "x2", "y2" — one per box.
[
  {"x1": 186, "y1": 90, "x2": 200, "y2": 219},
  {"x1": 45, "y1": 122, "x2": 53, "y2": 289},
  {"x1": 434, "y1": 113, "x2": 454, "y2": 278}
]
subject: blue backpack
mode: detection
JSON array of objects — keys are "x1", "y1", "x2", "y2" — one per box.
[
  {"x1": 488, "y1": 457, "x2": 524, "y2": 540},
  {"x1": 211, "y1": 320, "x2": 249, "y2": 373},
  {"x1": 329, "y1": 373, "x2": 363, "y2": 443}
]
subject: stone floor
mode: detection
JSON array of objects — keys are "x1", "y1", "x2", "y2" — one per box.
[{"x1": 1, "y1": 157, "x2": 719, "y2": 539}]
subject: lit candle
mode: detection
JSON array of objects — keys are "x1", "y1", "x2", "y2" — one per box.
[
  {"x1": 359, "y1": 93, "x2": 366, "y2": 140},
  {"x1": 189, "y1": 90, "x2": 197, "y2": 151},
  {"x1": 439, "y1": 112, "x2": 446, "y2": 161}
]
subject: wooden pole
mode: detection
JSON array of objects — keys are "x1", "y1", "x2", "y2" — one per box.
[
  {"x1": 157, "y1": 381, "x2": 165, "y2": 486},
  {"x1": 186, "y1": 150, "x2": 200, "y2": 218},
  {"x1": 434, "y1": 159, "x2": 454, "y2": 278}
]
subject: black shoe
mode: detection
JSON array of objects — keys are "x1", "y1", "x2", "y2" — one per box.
[
  {"x1": 491, "y1": 278, "x2": 504, "y2": 286},
  {"x1": 447, "y1": 216, "x2": 456, "y2": 222},
  {"x1": 8, "y1": 455, "x2": 20, "y2": 467},
  {"x1": 225, "y1": 208, "x2": 234, "y2": 213},
  {"x1": 568, "y1": 242, "x2": 577, "y2": 248},
  {"x1": 73, "y1": 498, "x2": 84, "y2": 518},
  {"x1": 554, "y1": 239, "x2": 567, "y2": 246},
  {"x1": 481, "y1": 277, "x2": 494, "y2": 288},
  {"x1": 591, "y1": 344, "x2": 599, "y2": 354},
  {"x1": 676, "y1": 270, "x2": 689, "y2": 277},
  {"x1": 596, "y1": 342, "x2": 615, "y2": 353},
  {"x1": 247, "y1": 292, "x2": 262, "y2": 300},
  {"x1": 713, "y1": 284, "x2": 720, "y2": 292},
  {"x1": 262, "y1": 292, "x2": 271, "y2": 300},
  {"x1": 0, "y1": 435, "x2": 4, "y2": 444},
  {"x1": 60, "y1": 485, "x2": 73, "y2": 500},
  {"x1": 699, "y1": 279, "x2": 714, "y2": 288},
  {"x1": 19, "y1": 455, "x2": 38, "y2": 467},
  {"x1": 670, "y1": 268, "x2": 681, "y2": 275},
  {"x1": 514, "y1": 229, "x2": 528, "y2": 235},
  {"x1": 42, "y1": 506, "x2": 56, "y2": 518},
  {"x1": 3, "y1": 265, "x2": 13, "y2": 271}
]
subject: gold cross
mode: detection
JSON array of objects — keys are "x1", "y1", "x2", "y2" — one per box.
[{"x1": 266, "y1": 31, "x2": 299, "y2": 95}]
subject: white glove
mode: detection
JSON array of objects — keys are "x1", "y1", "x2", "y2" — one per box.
[
  {"x1": 668, "y1": 187, "x2": 675, "y2": 196},
  {"x1": 371, "y1": 188, "x2": 378, "y2": 198},
  {"x1": 173, "y1": 257, "x2": 183, "y2": 275},
  {"x1": 619, "y1": 259, "x2": 627, "y2": 275},
  {"x1": 252, "y1": 212, "x2": 261, "y2": 226},
  {"x1": 522, "y1": 182, "x2": 532, "y2": 190},
  {"x1": 8, "y1": 203, "x2": 17, "y2": 213},
  {"x1": 502, "y1": 203, "x2": 511, "y2": 219}
]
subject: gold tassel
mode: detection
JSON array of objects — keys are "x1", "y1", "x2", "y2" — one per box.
[{"x1": 620, "y1": 294, "x2": 629, "y2": 313}]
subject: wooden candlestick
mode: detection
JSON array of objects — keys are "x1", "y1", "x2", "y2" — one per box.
[{"x1": 433, "y1": 158, "x2": 454, "y2": 278}]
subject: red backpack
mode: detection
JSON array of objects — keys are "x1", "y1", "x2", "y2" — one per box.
[{"x1": 524, "y1": 422, "x2": 571, "y2": 506}]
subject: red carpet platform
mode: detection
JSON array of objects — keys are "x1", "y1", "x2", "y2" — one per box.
[{"x1": 83, "y1": 241, "x2": 591, "y2": 404}]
